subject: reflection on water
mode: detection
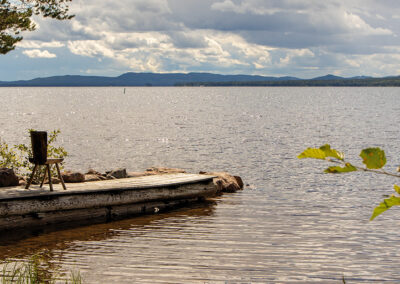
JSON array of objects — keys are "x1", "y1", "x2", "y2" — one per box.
[
  {"x1": 0, "y1": 201, "x2": 217, "y2": 259},
  {"x1": 0, "y1": 201, "x2": 217, "y2": 282},
  {"x1": 1, "y1": 87, "x2": 400, "y2": 282}
]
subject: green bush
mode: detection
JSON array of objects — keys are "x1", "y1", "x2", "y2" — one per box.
[{"x1": 0, "y1": 130, "x2": 68, "y2": 182}]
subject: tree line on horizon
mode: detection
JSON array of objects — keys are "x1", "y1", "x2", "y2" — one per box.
[{"x1": 175, "y1": 77, "x2": 400, "y2": 87}]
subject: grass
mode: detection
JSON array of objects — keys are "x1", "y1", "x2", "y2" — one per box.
[{"x1": 0, "y1": 255, "x2": 82, "y2": 284}]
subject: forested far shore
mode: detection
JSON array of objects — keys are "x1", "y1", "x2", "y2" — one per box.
[{"x1": 176, "y1": 77, "x2": 400, "y2": 87}]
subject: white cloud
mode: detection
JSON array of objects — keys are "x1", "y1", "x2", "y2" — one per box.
[
  {"x1": 5, "y1": 0, "x2": 400, "y2": 79},
  {"x1": 212, "y1": 0, "x2": 288, "y2": 15},
  {"x1": 22, "y1": 49, "x2": 57, "y2": 58},
  {"x1": 68, "y1": 40, "x2": 115, "y2": 58},
  {"x1": 17, "y1": 40, "x2": 65, "y2": 49},
  {"x1": 278, "y1": 49, "x2": 314, "y2": 66},
  {"x1": 339, "y1": 11, "x2": 392, "y2": 35}
]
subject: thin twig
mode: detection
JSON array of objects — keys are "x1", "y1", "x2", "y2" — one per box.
[{"x1": 327, "y1": 158, "x2": 400, "y2": 178}]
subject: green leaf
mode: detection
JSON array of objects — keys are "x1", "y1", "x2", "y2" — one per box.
[
  {"x1": 298, "y1": 144, "x2": 344, "y2": 160},
  {"x1": 324, "y1": 163, "x2": 357, "y2": 173},
  {"x1": 319, "y1": 144, "x2": 344, "y2": 160},
  {"x1": 370, "y1": 195, "x2": 400, "y2": 221},
  {"x1": 297, "y1": 148, "x2": 326, "y2": 159},
  {"x1": 360, "y1": 147, "x2": 386, "y2": 169},
  {"x1": 394, "y1": 184, "x2": 400, "y2": 194}
]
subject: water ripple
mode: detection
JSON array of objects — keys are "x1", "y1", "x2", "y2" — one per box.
[{"x1": 0, "y1": 87, "x2": 400, "y2": 282}]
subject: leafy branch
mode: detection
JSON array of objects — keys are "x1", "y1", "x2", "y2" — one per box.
[
  {"x1": 298, "y1": 144, "x2": 400, "y2": 221},
  {"x1": 0, "y1": 0, "x2": 73, "y2": 54}
]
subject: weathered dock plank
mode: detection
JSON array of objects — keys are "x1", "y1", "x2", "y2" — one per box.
[
  {"x1": 0, "y1": 173, "x2": 215, "y2": 199},
  {"x1": 0, "y1": 173, "x2": 217, "y2": 231}
]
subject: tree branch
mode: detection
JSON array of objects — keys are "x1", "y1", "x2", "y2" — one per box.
[{"x1": 327, "y1": 158, "x2": 400, "y2": 178}]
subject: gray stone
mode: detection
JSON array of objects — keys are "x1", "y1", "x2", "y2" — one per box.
[
  {"x1": 84, "y1": 169, "x2": 106, "y2": 181},
  {"x1": 127, "y1": 171, "x2": 160, "y2": 178},
  {"x1": 106, "y1": 168, "x2": 127, "y2": 179},
  {"x1": 233, "y1": 176, "x2": 244, "y2": 189},
  {"x1": 199, "y1": 171, "x2": 243, "y2": 193},
  {"x1": 17, "y1": 176, "x2": 26, "y2": 186},
  {"x1": 84, "y1": 174, "x2": 102, "y2": 182},
  {"x1": 0, "y1": 168, "x2": 19, "y2": 187},
  {"x1": 62, "y1": 171, "x2": 85, "y2": 183},
  {"x1": 146, "y1": 167, "x2": 186, "y2": 174},
  {"x1": 86, "y1": 169, "x2": 103, "y2": 176}
]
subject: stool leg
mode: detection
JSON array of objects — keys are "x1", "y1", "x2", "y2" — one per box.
[
  {"x1": 55, "y1": 163, "x2": 67, "y2": 190},
  {"x1": 25, "y1": 164, "x2": 38, "y2": 189},
  {"x1": 40, "y1": 166, "x2": 47, "y2": 188},
  {"x1": 47, "y1": 164, "x2": 53, "y2": 191}
]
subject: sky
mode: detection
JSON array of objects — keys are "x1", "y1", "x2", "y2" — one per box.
[{"x1": 1, "y1": 0, "x2": 400, "y2": 81}]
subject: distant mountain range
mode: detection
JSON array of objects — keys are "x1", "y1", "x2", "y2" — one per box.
[
  {"x1": 311, "y1": 74, "x2": 371, "y2": 80},
  {"x1": 0, "y1": 72, "x2": 299, "y2": 86},
  {"x1": 0, "y1": 72, "x2": 399, "y2": 86}
]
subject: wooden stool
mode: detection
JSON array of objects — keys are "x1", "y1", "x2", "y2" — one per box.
[{"x1": 25, "y1": 131, "x2": 67, "y2": 191}]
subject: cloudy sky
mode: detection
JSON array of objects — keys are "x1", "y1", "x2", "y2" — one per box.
[{"x1": 1, "y1": 0, "x2": 399, "y2": 81}]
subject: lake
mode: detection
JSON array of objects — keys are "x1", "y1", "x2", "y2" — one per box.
[{"x1": 0, "y1": 87, "x2": 400, "y2": 283}]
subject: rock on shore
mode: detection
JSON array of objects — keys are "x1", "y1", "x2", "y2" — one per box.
[
  {"x1": 0, "y1": 168, "x2": 19, "y2": 187},
  {"x1": 84, "y1": 169, "x2": 106, "y2": 181},
  {"x1": 127, "y1": 167, "x2": 186, "y2": 178},
  {"x1": 106, "y1": 168, "x2": 128, "y2": 179},
  {"x1": 61, "y1": 171, "x2": 85, "y2": 183},
  {"x1": 199, "y1": 171, "x2": 244, "y2": 193},
  {"x1": 146, "y1": 167, "x2": 186, "y2": 174}
]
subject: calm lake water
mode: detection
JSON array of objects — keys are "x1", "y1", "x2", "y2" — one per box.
[{"x1": 0, "y1": 87, "x2": 400, "y2": 283}]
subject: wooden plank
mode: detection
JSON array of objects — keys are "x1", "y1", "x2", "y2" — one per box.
[
  {"x1": 0, "y1": 173, "x2": 215, "y2": 200},
  {"x1": 0, "y1": 173, "x2": 218, "y2": 231},
  {"x1": 0, "y1": 198, "x2": 202, "y2": 231},
  {"x1": 0, "y1": 179, "x2": 217, "y2": 223}
]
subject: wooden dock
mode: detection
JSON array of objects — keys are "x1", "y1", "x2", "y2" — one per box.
[{"x1": 0, "y1": 173, "x2": 217, "y2": 231}]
